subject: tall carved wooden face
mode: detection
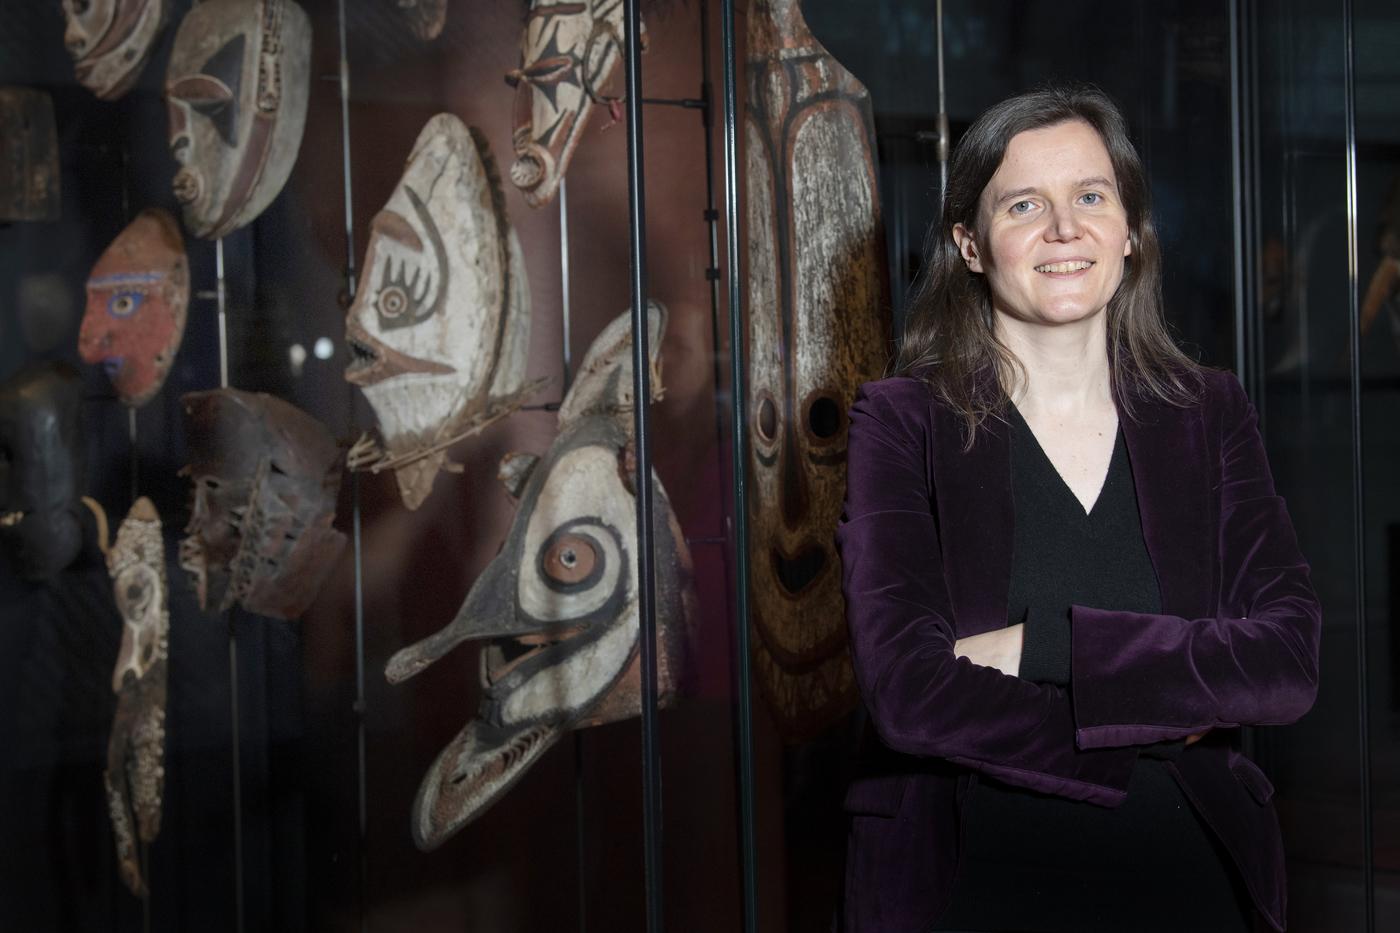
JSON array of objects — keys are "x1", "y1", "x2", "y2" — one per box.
[
  {"x1": 745, "y1": 0, "x2": 890, "y2": 738},
  {"x1": 179, "y1": 389, "x2": 346, "y2": 619},
  {"x1": 61, "y1": 0, "x2": 167, "y2": 100},
  {"x1": 0, "y1": 363, "x2": 85, "y2": 582},
  {"x1": 385, "y1": 306, "x2": 695, "y2": 849},
  {"x1": 164, "y1": 0, "x2": 311, "y2": 239},
  {"x1": 344, "y1": 115, "x2": 530, "y2": 509},
  {"x1": 0, "y1": 87, "x2": 60, "y2": 223},
  {"x1": 505, "y1": 0, "x2": 638, "y2": 208},
  {"x1": 79, "y1": 209, "x2": 189, "y2": 408}
]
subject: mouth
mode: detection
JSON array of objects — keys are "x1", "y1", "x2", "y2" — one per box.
[
  {"x1": 343, "y1": 320, "x2": 454, "y2": 387},
  {"x1": 483, "y1": 624, "x2": 587, "y2": 686},
  {"x1": 1034, "y1": 259, "x2": 1095, "y2": 275},
  {"x1": 345, "y1": 335, "x2": 381, "y2": 377},
  {"x1": 772, "y1": 543, "x2": 827, "y2": 596},
  {"x1": 0, "y1": 510, "x2": 25, "y2": 528},
  {"x1": 102, "y1": 357, "x2": 125, "y2": 380}
]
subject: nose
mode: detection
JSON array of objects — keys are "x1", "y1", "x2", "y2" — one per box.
[{"x1": 1045, "y1": 202, "x2": 1083, "y2": 241}]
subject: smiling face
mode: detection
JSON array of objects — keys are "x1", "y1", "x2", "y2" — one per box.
[
  {"x1": 954, "y1": 119, "x2": 1132, "y2": 330},
  {"x1": 79, "y1": 209, "x2": 189, "y2": 407},
  {"x1": 62, "y1": 0, "x2": 167, "y2": 100}
]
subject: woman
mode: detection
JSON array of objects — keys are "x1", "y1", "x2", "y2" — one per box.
[{"x1": 837, "y1": 84, "x2": 1320, "y2": 933}]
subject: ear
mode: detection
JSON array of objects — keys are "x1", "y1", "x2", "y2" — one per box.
[
  {"x1": 1124, "y1": 232, "x2": 1133, "y2": 258},
  {"x1": 952, "y1": 223, "x2": 984, "y2": 273}
]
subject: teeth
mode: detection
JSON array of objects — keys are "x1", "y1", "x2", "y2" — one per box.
[
  {"x1": 0, "y1": 511, "x2": 22, "y2": 527},
  {"x1": 1035, "y1": 260, "x2": 1094, "y2": 273}
]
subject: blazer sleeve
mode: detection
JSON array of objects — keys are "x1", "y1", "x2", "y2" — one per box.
[
  {"x1": 837, "y1": 379, "x2": 1138, "y2": 807},
  {"x1": 1070, "y1": 374, "x2": 1322, "y2": 749}
]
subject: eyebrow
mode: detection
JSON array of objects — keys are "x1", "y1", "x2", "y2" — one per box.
[
  {"x1": 370, "y1": 210, "x2": 424, "y2": 251},
  {"x1": 993, "y1": 176, "x2": 1116, "y2": 206}
]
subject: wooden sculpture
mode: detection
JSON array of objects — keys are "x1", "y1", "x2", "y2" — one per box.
[
  {"x1": 745, "y1": 0, "x2": 890, "y2": 739},
  {"x1": 103, "y1": 497, "x2": 169, "y2": 896},
  {"x1": 164, "y1": 0, "x2": 311, "y2": 239},
  {"x1": 62, "y1": 0, "x2": 169, "y2": 100},
  {"x1": 345, "y1": 114, "x2": 536, "y2": 510},
  {"x1": 79, "y1": 209, "x2": 190, "y2": 407},
  {"x1": 384, "y1": 304, "x2": 696, "y2": 850},
  {"x1": 0, "y1": 87, "x2": 60, "y2": 223}
]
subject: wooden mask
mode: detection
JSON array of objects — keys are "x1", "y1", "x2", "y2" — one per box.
[
  {"x1": 165, "y1": 0, "x2": 311, "y2": 239},
  {"x1": 62, "y1": 0, "x2": 168, "y2": 100},
  {"x1": 745, "y1": 0, "x2": 890, "y2": 739},
  {"x1": 0, "y1": 363, "x2": 85, "y2": 581},
  {"x1": 179, "y1": 389, "x2": 346, "y2": 619},
  {"x1": 103, "y1": 497, "x2": 169, "y2": 897},
  {"x1": 345, "y1": 115, "x2": 532, "y2": 510},
  {"x1": 384, "y1": 304, "x2": 696, "y2": 849},
  {"x1": 79, "y1": 209, "x2": 190, "y2": 407},
  {"x1": 505, "y1": 0, "x2": 643, "y2": 208},
  {"x1": 0, "y1": 87, "x2": 60, "y2": 223},
  {"x1": 395, "y1": 0, "x2": 447, "y2": 41}
]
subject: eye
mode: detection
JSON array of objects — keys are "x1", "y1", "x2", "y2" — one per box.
[
  {"x1": 377, "y1": 285, "x2": 409, "y2": 318},
  {"x1": 807, "y1": 394, "x2": 843, "y2": 441},
  {"x1": 755, "y1": 394, "x2": 778, "y2": 444},
  {"x1": 1080, "y1": 192, "x2": 1103, "y2": 205},
  {"x1": 108, "y1": 291, "x2": 144, "y2": 317},
  {"x1": 543, "y1": 533, "x2": 597, "y2": 585},
  {"x1": 1010, "y1": 200, "x2": 1034, "y2": 216}
]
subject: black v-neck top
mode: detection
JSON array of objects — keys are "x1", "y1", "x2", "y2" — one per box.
[{"x1": 931, "y1": 408, "x2": 1253, "y2": 933}]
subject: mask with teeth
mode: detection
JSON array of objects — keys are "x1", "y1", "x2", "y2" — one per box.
[
  {"x1": 179, "y1": 389, "x2": 346, "y2": 619},
  {"x1": 103, "y1": 496, "x2": 168, "y2": 897},
  {"x1": 395, "y1": 0, "x2": 447, "y2": 41},
  {"x1": 344, "y1": 114, "x2": 532, "y2": 510},
  {"x1": 505, "y1": 0, "x2": 645, "y2": 209},
  {"x1": 62, "y1": 0, "x2": 168, "y2": 100},
  {"x1": 384, "y1": 303, "x2": 696, "y2": 849},
  {"x1": 0, "y1": 87, "x2": 60, "y2": 223},
  {"x1": 745, "y1": 0, "x2": 890, "y2": 739},
  {"x1": 78, "y1": 209, "x2": 189, "y2": 408},
  {"x1": 164, "y1": 0, "x2": 311, "y2": 239},
  {"x1": 0, "y1": 363, "x2": 85, "y2": 582}
]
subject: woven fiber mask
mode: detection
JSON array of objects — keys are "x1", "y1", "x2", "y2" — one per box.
[
  {"x1": 345, "y1": 114, "x2": 533, "y2": 510},
  {"x1": 179, "y1": 389, "x2": 346, "y2": 619},
  {"x1": 745, "y1": 0, "x2": 890, "y2": 739},
  {"x1": 165, "y1": 0, "x2": 311, "y2": 239},
  {"x1": 62, "y1": 0, "x2": 168, "y2": 100},
  {"x1": 385, "y1": 303, "x2": 696, "y2": 849},
  {"x1": 79, "y1": 209, "x2": 189, "y2": 407},
  {"x1": 505, "y1": 0, "x2": 644, "y2": 208},
  {"x1": 103, "y1": 497, "x2": 169, "y2": 897},
  {"x1": 0, "y1": 87, "x2": 60, "y2": 223},
  {"x1": 0, "y1": 363, "x2": 85, "y2": 582}
]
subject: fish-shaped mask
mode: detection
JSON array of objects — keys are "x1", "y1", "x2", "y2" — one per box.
[
  {"x1": 103, "y1": 497, "x2": 169, "y2": 897},
  {"x1": 179, "y1": 389, "x2": 346, "y2": 619},
  {"x1": 385, "y1": 303, "x2": 695, "y2": 849},
  {"x1": 0, "y1": 363, "x2": 85, "y2": 581},
  {"x1": 79, "y1": 209, "x2": 189, "y2": 407},
  {"x1": 395, "y1": 0, "x2": 447, "y2": 41},
  {"x1": 344, "y1": 114, "x2": 533, "y2": 510},
  {"x1": 505, "y1": 0, "x2": 644, "y2": 208},
  {"x1": 0, "y1": 87, "x2": 60, "y2": 223},
  {"x1": 164, "y1": 0, "x2": 311, "y2": 239},
  {"x1": 745, "y1": 0, "x2": 890, "y2": 739},
  {"x1": 62, "y1": 0, "x2": 168, "y2": 100}
]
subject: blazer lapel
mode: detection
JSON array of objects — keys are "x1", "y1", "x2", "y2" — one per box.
[{"x1": 1120, "y1": 392, "x2": 1215, "y2": 619}]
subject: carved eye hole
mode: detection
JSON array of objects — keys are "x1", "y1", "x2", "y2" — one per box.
[
  {"x1": 543, "y1": 533, "x2": 596, "y2": 585},
  {"x1": 754, "y1": 393, "x2": 778, "y2": 444},
  {"x1": 108, "y1": 291, "x2": 143, "y2": 318},
  {"x1": 377, "y1": 285, "x2": 409, "y2": 319},
  {"x1": 807, "y1": 394, "x2": 843, "y2": 442}
]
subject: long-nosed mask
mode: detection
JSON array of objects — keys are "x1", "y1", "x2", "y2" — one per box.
[
  {"x1": 384, "y1": 303, "x2": 695, "y2": 850},
  {"x1": 165, "y1": 0, "x2": 311, "y2": 239},
  {"x1": 344, "y1": 114, "x2": 532, "y2": 510},
  {"x1": 62, "y1": 0, "x2": 168, "y2": 100},
  {"x1": 0, "y1": 87, "x2": 60, "y2": 223},
  {"x1": 103, "y1": 497, "x2": 169, "y2": 897},
  {"x1": 0, "y1": 363, "x2": 85, "y2": 582},
  {"x1": 179, "y1": 389, "x2": 346, "y2": 619},
  {"x1": 745, "y1": 0, "x2": 890, "y2": 739},
  {"x1": 505, "y1": 0, "x2": 644, "y2": 208},
  {"x1": 79, "y1": 209, "x2": 189, "y2": 407}
]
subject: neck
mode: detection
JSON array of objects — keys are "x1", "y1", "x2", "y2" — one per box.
[{"x1": 994, "y1": 310, "x2": 1113, "y2": 417}]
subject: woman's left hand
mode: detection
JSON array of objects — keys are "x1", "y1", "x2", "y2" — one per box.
[{"x1": 954, "y1": 623, "x2": 1025, "y2": 677}]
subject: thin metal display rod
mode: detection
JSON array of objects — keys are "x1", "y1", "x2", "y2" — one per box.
[
  {"x1": 1342, "y1": 0, "x2": 1374, "y2": 928},
  {"x1": 719, "y1": 0, "x2": 759, "y2": 930},
  {"x1": 333, "y1": 2, "x2": 370, "y2": 931},
  {"x1": 934, "y1": 0, "x2": 949, "y2": 200},
  {"x1": 622, "y1": 0, "x2": 663, "y2": 929},
  {"x1": 560, "y1": 178, "x2": 573, "y2": 387}
]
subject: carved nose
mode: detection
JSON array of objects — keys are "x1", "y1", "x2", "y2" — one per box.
[{"x1": 780, "y1": 421, "x2": 807, "y2": 529}]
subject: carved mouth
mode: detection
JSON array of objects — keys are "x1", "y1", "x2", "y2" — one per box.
[
  {"x1": 772, "y1": 543, "x2": 826, "y2": 595},
  {"x1": 102, "y1": 357, "x2": 125, "y2": 380},
  {"x1": 483, "y1": 624, "x2": 587, "y2": 685},
  {"x1": 345, "y1": 335, "x2": 380, "y2": 375},
  {"x1": 343, "y1": 321, "x2": 453, "y2": 387}
]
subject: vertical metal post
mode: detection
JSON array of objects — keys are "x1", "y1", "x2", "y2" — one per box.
[
  {"x1": 560, "y1": 178, "x2": 574, "y2": 387},
  {"x1": 934, "y1": 0, "x2": 949, "y2": 201},
  {"x1": 623, "y1": 0, "x2": 663, "y2": 929},
  {"x1": 1342, "y1": 0, "x2": 1373, "y2": 928},
  {"x1": 333, "y1": 2, "x2": 369, "y2": 930},
  {"x1": 719, "y1": 1, "x2": 758, "y2": 930}
]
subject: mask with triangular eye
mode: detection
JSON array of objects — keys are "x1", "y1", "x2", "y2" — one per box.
[
  {"x1": 178, "y1": 388, "x2": 346, "y2": 619},
  {"x1": 164, "y1": 0, "x2": 311, "y2": 239},
  {"x1": 62, "y1": 0, "x2": 168, "y2": 100}
]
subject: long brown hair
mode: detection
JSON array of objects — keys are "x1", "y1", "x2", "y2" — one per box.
[{"x1": 893, "y1": 83, "x2": 1201, "y2": 442}]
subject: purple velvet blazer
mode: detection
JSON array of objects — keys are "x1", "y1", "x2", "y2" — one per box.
[{"x1": 836, "y1": 370, "x2": 1320, "y2": 933}]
